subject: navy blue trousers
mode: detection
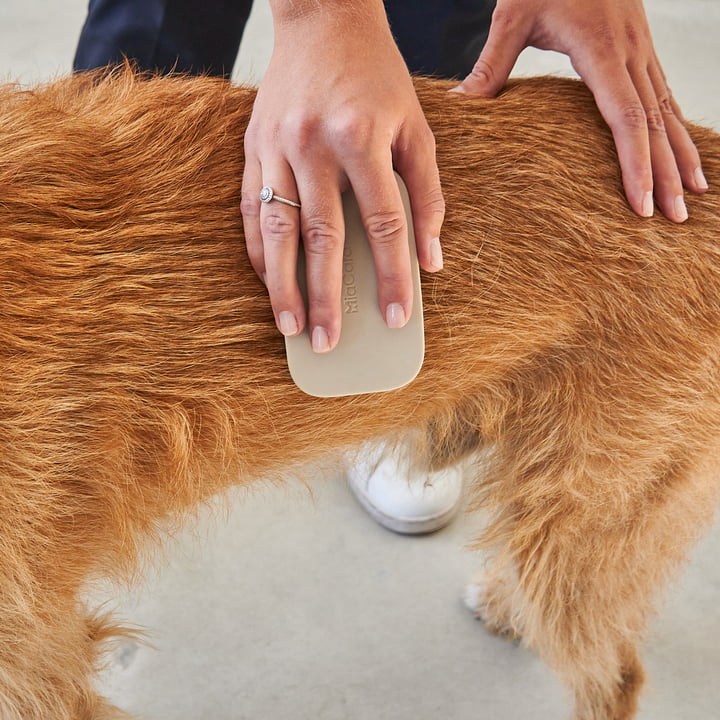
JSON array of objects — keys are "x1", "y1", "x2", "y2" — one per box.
[{"x1": 74, "y1": 0, "x2": 495, "y2": 79}]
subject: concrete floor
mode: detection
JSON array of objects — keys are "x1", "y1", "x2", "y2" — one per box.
[{"x1": 1, "y1": 2, "x2": 719, "y2": 719}]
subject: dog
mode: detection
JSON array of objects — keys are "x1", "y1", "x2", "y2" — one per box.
[{"x1": 0, "y1": 69, "x2": 718, "y2": 720}]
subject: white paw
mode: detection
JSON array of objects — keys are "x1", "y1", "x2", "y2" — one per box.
[
  {"x1": 462, "y1": 576, "x2": 521, "y2": 641},
  {"x1": 463, "y1": 580, "x2": 490, "y2": 618}
]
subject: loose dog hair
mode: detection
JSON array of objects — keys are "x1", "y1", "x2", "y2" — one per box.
[{"x1": 0, "y1": 69, "x2": 719, "y2": 720}]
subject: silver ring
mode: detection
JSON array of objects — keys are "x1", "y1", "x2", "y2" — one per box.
[{"x1": 260, "y1": 186, "x2": 301, "y2": 208}]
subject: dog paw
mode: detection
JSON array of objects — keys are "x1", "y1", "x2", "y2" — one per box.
[
  {"x1": 462, "y1": 579, "x2": 487, "y2": 617},
  {"x1": 463, "y1": 576, "x2": 522, "y2": 642}
]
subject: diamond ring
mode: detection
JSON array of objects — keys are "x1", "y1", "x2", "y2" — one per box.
[{"x1": 259, "y1": 186, "x2": 301, "y2": 208}]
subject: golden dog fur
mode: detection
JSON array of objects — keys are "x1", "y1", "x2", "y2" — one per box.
[{"x1": 0, "y1": 70, "x2": 719, "y2": 720}]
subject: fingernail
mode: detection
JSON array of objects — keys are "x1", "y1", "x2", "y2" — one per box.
[
  {"x1": 641, "y1": 191, "x2": 654, "y2": 218},
  {"x1": 311, "y1": 326, "x2": 331, "y2": 353},
  {"x1": 385, "y1": 302, "x2": 407, "y2": 329},
  {"x1": 674, "y1": 194, "x2": 688, "y2": 222},
  {"x1": 429, "y1": 237, "x2": 444, "y2": 271},
  {"x1": 278, "y1": 311, "x2": 298, "y2": 336},
  {"x1": 694, "y1": 167, "x2": 709, "y2": 190}
]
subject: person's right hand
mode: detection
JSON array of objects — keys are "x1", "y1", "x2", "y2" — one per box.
[
  {"x1": 241, "y1": 1, "x2": 445, "y2": 353},
  {"x1": 453, "y1": 0, "x2": 708, "y2": 223}
]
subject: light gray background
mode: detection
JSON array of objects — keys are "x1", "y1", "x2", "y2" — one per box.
[{"x1": 1, "y1": 2, "x2": 718, "y2": 719}]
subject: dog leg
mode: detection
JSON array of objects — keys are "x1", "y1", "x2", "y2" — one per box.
[
  {"x1": 458, "y1": 358, "x2": 720, "y2": 719},
  {"x1": 0, "y1": 587, "x2": 126, "y2": 720},
  {"x1": 0, "y1": 446, "x2": 138, "y2": 719}
]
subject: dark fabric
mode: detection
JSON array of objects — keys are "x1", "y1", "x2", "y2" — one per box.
[
  {"x1": 438, "y1": 0, "x2": 496, "y2": 78},
  {"x1": 73, "y1": 0, "x2": 254, "y2": 77},
  {"x1": 73, "y1": 0, "x2": 495, "y2": 79},
  {"x1": 385, "y1": 0, "x2": 495, "y2": 78}
]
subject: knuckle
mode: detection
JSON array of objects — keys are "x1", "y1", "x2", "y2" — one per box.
[
  {"x1": 614, "y1": 103, "x2": 647, "y2": 131},
  {"x1": 308, "y1": 297, "x2": 337, "y2": 320},
  {"x1": 592, "y1": 20, "x2": 618, "y2": 50},
  {"x1": 247, "y1": 112, "x2": 321, "y2": 154},
  {"x1": 394, "y1": 122, "x2": 435, "y2": 158},
  {"x1": 645, "y1": 106, "x2": 667, "y2": 134},
  {"x1": 623, "y1": 19, "x2": 650, "y2": 51},
  {"x1": 413, "y1": 185, "x2": 446, "y2": 220},
  {"x1": 332, "y1": 114, "x2": 376, "y2": 153},
  {"x1": 302, "y1": 217, "x2": 342, "y2": 255},
  {"x1": 393, "y1": 126, "x2": 437, "y2": 164},
  {"x1": 261, "y1": 212, "x2": 297, "y2": 241},
  {"x1": 240, "y1": 192, "x2": 261, "y2": 219},
  {"x1": 590, "y1": 22, "x2": 620, "y2": 54},
  {"x1": 657, "y1": 91, "x2": 676, "y2": 117},
  {"x1": 285, "y1": 113, "x2": 321, "y2": 151},
  {"x1": 622, "y1": 22, "x2": 641, "y2": 51},
  {"x1": 376, "y1": 268, "x2": 407, "y2": 288},
  {"x1": 425, "y1": 191, "x2": 446, "y2": 218},
  {"x1": 365, "y1": 210, "x2": 406, "y2": 246},
  {"x1": 468, "y1": 58, "x2": 496, "y2": 87}
]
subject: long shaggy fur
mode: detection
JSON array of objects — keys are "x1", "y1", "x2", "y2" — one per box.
[{"x1": 0, "y1": 70, "x2": 719, "y2": 720}]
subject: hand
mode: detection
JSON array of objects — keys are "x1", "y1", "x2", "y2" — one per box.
[
  {"x1": 241, "y1": 1, "x2": 445, "y2": 352},
  {"x1": 453, "y1": 0, "x2": 708, "y2": 222}
]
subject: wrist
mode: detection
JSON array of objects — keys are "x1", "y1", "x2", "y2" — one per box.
[{"x1": 270, "y1": 0, "x2": 388, "y2": 34}]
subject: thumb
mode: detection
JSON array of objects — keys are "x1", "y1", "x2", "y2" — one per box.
[{"x1": 451, "y1": 16, "x2": 528, "y2": 97}]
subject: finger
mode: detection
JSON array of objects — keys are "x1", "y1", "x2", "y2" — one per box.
[
  {"x1": 451, "y1": 6, "x2": 529, "y2": 97},
  {"x1": 647, "y1": 58, "x2": 708, "y2": 196},
  {"x1": 393, "y1": 121, "x2": 445, "y2": 274},
  {"x1": 577, "y1": 58, "x2": 655, "y2": 219},
  {"x1": 292, "y1": 165, "x2": 346, "y2": 354},
  {"x1": 240, "y1": 156, "x2": 266, "y2": 282},
  {"x1": 346, "y1": 150, "x2": 413, "y2": 330},
  {"x1": 630, "y1": 64, "x2": 687, "y2": 222},
  {"x1": 259, "y1": 162, "x2": 306, "y2": 338}
]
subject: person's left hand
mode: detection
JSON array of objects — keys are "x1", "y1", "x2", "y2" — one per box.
[{"x1": 453, "y1": 0, "x2": 708, "y2": 223}]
